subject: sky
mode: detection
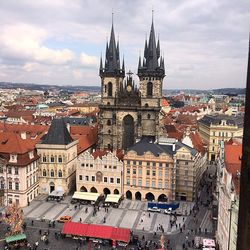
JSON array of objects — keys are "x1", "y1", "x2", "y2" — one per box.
[{"x1": 0, "y1": 0, "x2": 249, "y2": 90}]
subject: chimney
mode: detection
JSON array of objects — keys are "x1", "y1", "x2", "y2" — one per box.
[{"x1": 20, "y1": 132, "x2": 26, "y2": 139}]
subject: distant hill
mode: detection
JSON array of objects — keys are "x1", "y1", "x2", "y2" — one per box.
[{"x1": 0, "y1": 82, "x2": 245, "y2": 95}]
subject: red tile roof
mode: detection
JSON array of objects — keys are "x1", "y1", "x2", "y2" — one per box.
[
  {"x1": 224, "y1": 143, "x2": 242, "y2": 194},
  {"x1": 92, "y1": 149, "x2": 124, "y2": 160}
]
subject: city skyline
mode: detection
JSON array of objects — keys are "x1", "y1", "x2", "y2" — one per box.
[{"x1": 0, "y1": 0, "x2": 249, "y2": 89}]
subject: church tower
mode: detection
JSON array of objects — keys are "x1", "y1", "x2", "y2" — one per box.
[{"x1": 98, "y1": 17, "x2": 165, "y2": 150}]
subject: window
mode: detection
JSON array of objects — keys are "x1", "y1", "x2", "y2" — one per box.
[
  {"x1": 110, "y1": 177, "x2": 114, "y2": 183},
  {"x1": 147, "y1": 114, "x2": 151, "y2": 119},
  {"x1": 139, "y1": 161, "x2": 142, "y2": 166},
  {"x1": 104, "y1": 165, "x2": 107, "y2": 169},
  {"x1": 92, "y1": 176, "x2": 95, "y2": 182},
  {"x1": 146, "y1": 181, "x2": 150, "y2": 187},
  {"x1": 58, "y1": 170, "x2": 62, "y2": 177},
  {"x1": 50, "y1": 170, "x2": 54, "y2": 177},
  {"x1": 147, "y1": 162, "x2": 150, "y2": 166},
  {"x1": 159, "y1": 170, "x2": 162, "y2": 177},
  {"x1": 107, "y1": 119, "x2": 111, "y2": 126},
  {"x1": 104, "y1": 177, "x2": 108, "y2": 183},
  {"x1": 158, "y1": 182, "x2": 162, "y2": 188},
  {"x1": 152, "y1": 181, "x2": 156, "y2": 187},
  {"x1": 117, "y1": 178, "x2": 120, "y2": 184},
  {"x1": 85, "y1": 176, "x2": 89, "y2": 181},
  {"x1": 138, "y1": 168, "x2": 142, "y2": 175},
  {"x1": 81, "y1": 163, "x2": 85, "y2": 167},
  {"x1": 133, "y1": 169, "x2": 136, "y2": 175},
  {"x1": 127, "y1": 168, "x2": 130, "y2": 174},
  {"x1": 147, "y1": 170, "x2": 150, "y2": 176},
  {"x1": 8, "y1": 167, "x2": 11, "y2": 174},
  {"x1": 9, "y1": 181, "x2": 12, "y2": 190},
  {"x1": 138, "y1": 179, "x2": 142, "y2": 186},
  {"x1": 79, "y1": 175, "x2": 82, "y2": 180},
  {"x1": 107, "y1": 82, "x2": 113, "y2": 97},
  {"x1": 185, "y1": 161, "x2": 188, "y2": 165},
  {"x1": 15, "y1": 182, "x2": 19, "y2": 190},
  {"x1": 43, "y1": 169, "x2": 46, "y2": 177},
  {"x1": 43, "y1": 156, "x2": 46, "y2": 162},
  {"x1": 113, "y1": 166, "x2": 117, "y2": 169},
  {"x1": 14, "y1": 167, "x2": 18, "y2": 175},
  {"x1": 127, "y1": 161, "x2": 130, "y2": 165},
  {"x1": 0, "y1": 180, "x2": 4, "y2": 189},
  {"x1": 147, "y1": 82, "x2": 153, "y2": 96},
  {"x1": 58, "y1": 156, "x2": 62, "y2": 163},
  {"x1": 185, "y1": 170, "x2": 188, "y2": 176},
  {"x1": 132, "y1": 179, "x2": 136, "y2": 185},
  {"x1": 152, "y1": 170, "x2": 156, "y2": 176},
  {"x1": 153, "y1": 162, "x2": 156, "y2": 167},
  {"x1": 0, "y1": 166, "x2": 3, "y2": 173},
  {"x1": 90, "y1": 164, "x2": 93, "y2": 168},
  {"x1": 50, "y1": 156, "x2": 54, "y2": 163},
  {"x1": 133, "y1": 161, "x2": 136, "y2": 165},
  {"x1": 159, "y1": 163, "x2": 162, "y2": 167},
  {"x1": 126, "y1": 179, "x2": 130, "y2": 185}
]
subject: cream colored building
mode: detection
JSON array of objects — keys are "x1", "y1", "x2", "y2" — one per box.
[
  {"x1": 0, "y1": 134, "x2": 39, "y2": 207},
  {"x1": 76, "y1": 150, "x2": 123, "y2": 195},
  {"x1": 198, "y1": 114, "x2": 243, "y2": 161},
  {"x1": 217, "y1": 140, "x2": 241, "y2": 250},
  {"x1": 123, "y1": 139, "x2": 175, "y2": 202},
  {"x1": 36, "y1": 119, "x2": 78, "y2": 194}
]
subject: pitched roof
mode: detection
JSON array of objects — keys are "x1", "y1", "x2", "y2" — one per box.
[{"x1": 41, "y1": 118, "x2": 73, "y2": 145}]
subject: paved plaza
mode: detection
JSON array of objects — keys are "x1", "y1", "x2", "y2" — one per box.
[{"x1": 22, "y1": 196, "x2": 202, "y2": 234}]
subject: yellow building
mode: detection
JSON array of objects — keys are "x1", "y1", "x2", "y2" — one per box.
[
  {"x1": 198, "y1": 114, "x2": 243, "y2": 162},
  {"x1": 36, "y1": 119, "x2": 78, "y2": 194}
]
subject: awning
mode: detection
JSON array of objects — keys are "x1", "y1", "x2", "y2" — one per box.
[
  {"x1": 72, "y1": 192, "x2": 100, "y2": 202},
  {"x1": 62, "y1": 222, "x2": 130, "y2": 243},
  {"x1": 105, "y1": 194, "x2": 121, "y2": 203},
  {"x1": 5, "y1": 234, "x2": 27, "y2": 244},
  {"x1": 49, "y1": 190, "x2": 65, "y2": 197}
]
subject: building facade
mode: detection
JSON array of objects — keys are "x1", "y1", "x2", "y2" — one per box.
[
  {"x1": 0, "y1": 133, "x2": 39, "y2": 207},
  {"x1": 217, "y1": 140, "x2": 241, "y2": 250},
  {"x1": 198, "y1": 114, "x2": 243, "y2": 161},
  {"x1": 36, "y1": 119, "x2": 78, "y2": 194},
  {"x1": 76, "y1": 150, "x2": 123, "y2": 195},
  {"x1": 98, "y1": 19, "x2": 165, "y2": 150}
]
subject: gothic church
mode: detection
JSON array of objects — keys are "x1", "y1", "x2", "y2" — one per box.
[{"x1": 98, "y1": 18, "x2": 165, "y2": 150}]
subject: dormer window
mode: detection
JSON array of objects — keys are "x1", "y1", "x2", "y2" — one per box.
[
  {"x1": 29, "y1": 151, "x2": 34, "y2": 159},
  {"x1": 9, "y1": 154, "x2": 17, "y2": 163}
]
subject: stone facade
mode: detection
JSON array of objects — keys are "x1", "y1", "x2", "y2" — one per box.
[
  {"x1": 76, "y1": 150, "x2": 123, "y2": 195},
  {"x1": 36, "y1": 141, "x2": 78, "y2": 194}
]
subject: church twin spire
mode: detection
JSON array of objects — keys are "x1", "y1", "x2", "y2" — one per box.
[
  {"x1": 99, "y1": 20, "x2": 125, "y2": 77},
  {"x1": 138, "y1": 18, "x2": 165, "y2": 78},
  {"x1": 99, "y1": 14, "x2": 164, "y2": 78}
]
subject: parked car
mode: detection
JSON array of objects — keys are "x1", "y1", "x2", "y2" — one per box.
[
  {"x1": 57, "y1": 216, "x2": 72, "y2": 223},
  {"x1": 147, "y1": 206, "x2": 161, "y2": 212},
  {"x1": 164, "y1": 208, "x2": 173, "y2": 214}
]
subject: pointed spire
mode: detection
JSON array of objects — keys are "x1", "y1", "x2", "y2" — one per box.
[
  {"x1": 122, "y1": 56, "x2": 125, "y2": 72},
  {"x1": 138, "y1": 55, "x2": 142, "y2": 69},
  {"x1": 144, "y1": 38, "x2": 148, "y2": 58},
  {"x1": 99, "y1": 53, "x2": 103, "y2": 72},
  {"x1": 157, "y1": 36, "x2": 160, "y2": 58}
]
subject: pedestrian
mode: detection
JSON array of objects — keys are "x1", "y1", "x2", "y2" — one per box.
[
  {"x1": 79, "y1": 218, "x2": 82, "y2": 223},
  {"x1": 39, "y1": 229, "x2": 42, "y2": 235},
  {"x1": 31, "y1": 220, "x2": 34, "y2": 226},
  {"x1": 148, "y1": 213, "x2": 151, "y2": 218},
  {"x1": 142, "y1": 235, "x2": 145, "y2": 241}
]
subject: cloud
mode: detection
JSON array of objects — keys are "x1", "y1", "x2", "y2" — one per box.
[
  {"x1": 80, "y1": 52, "x2": 99, "y2": 67},
  {"x1": 0, "y1": 0, "x2": 249, "y2": 89}
]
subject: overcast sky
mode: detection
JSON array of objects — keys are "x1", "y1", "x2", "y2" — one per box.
[{"x1": 0, "y1": 0, "x2": 249, "y2": 89}]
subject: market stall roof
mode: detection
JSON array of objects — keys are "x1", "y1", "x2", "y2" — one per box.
[
  {"x1": 49, "y1": 190, "x2": 65, "y2": 197},
  {"x1": 105, "y1": 194, "x2": 121, "y2": 203},
  {"x1": 62, "y1": 222, "x2": 130, "y2": 243},
  {"x1": 5, "y1": 234, "x2": 27, "y2": 244},
  {"x1": 72, "y1": 191, "x2": 100, "y2": 201}
]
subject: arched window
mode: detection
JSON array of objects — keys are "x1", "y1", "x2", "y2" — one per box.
[
  {"x1": 107, "y1": 119, "x2": 111, "y2": 126},
  {"x1": 147, "y1": 82, "x2": 153, "y2": 96},
  {"x1": 147, "y1": 114, "x2": 151, "y2": 119},
  {"x1": 58, "y1": 170, "x2": 62, "y2": 178},
  {"x1": 107, "y1": 82, "x2": 112, "y2": 97},
  {"x1": 108, "y1": 129, "x2": 111, "y2": 134},
  {"x1": 50, "y1": 169, "x2": 54, "y2": 177},
  {"x1": 43, "y1": 169, "x2": 46, "y2": 177},
  {"x1": 50, "y1": 155, "x2": 54, "y2": 163},
  {"x1": 145, "y1": 103, "x2": 149, "y2": 107},
  {"x1": 58, "y1": 155, "x2": 62, "y2": 163}
]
